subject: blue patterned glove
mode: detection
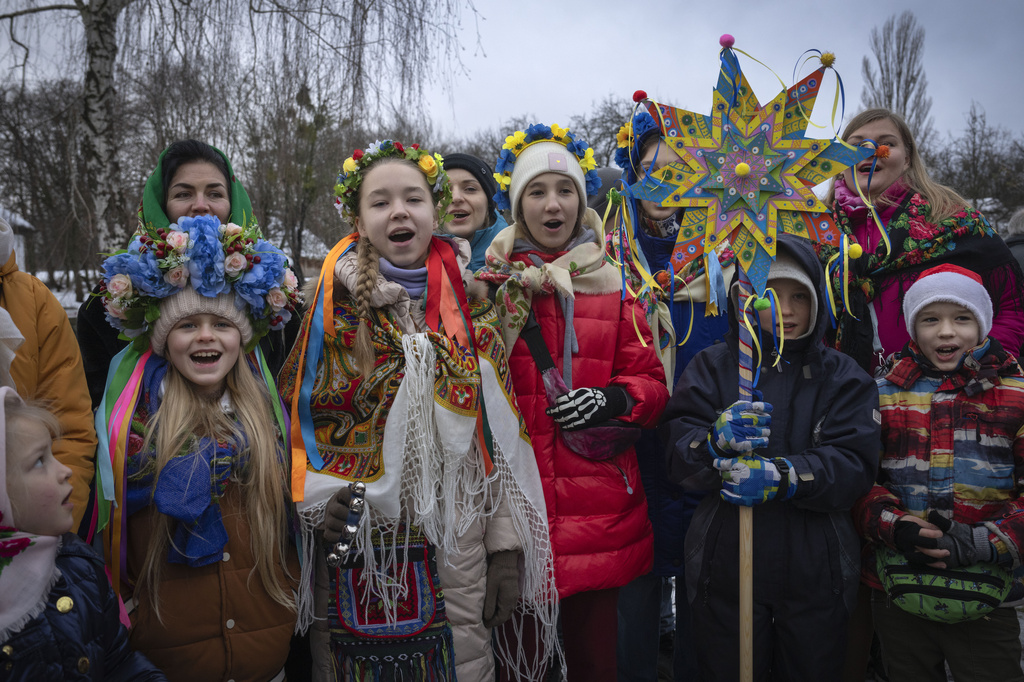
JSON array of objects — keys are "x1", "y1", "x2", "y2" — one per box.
[
  {"x1": 714, "y1": 455, "x2": 796, "y2": 506},
  {"x1": 707, "y1": 400, "x2": 772, "y2": 456}
]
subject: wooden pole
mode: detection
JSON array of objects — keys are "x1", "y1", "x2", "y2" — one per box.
[{"x1": 735, "y1": 268, "x2": 756, "y2": 682}]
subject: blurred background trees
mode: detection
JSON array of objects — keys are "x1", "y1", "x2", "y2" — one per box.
[{"x1": 0, "y1": 4, "x2": 1020, "y2": 293}]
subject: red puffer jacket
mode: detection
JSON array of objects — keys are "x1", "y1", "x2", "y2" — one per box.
[{"x1": 507, "y1": 274, "x2": 667, "y2": 598}]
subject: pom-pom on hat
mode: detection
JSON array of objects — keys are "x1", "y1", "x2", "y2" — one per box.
[
  {"x1": 149, "y1": 288, "x2": 253, "y2": 357},
  {"x1": 902, "y1": 264, "x2": 993, "y2": 341}
]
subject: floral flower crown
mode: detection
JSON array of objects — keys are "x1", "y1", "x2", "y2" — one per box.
[
  {"x1": 492, "y1": 123, "x2": 602, "y2": 211},
  {"x1": 614, "y1": 108, "x2": 661, "y2": 181},
  {"x1": 100, "y1": 214, "x2": 303, "y2": 350},
  {"x1": 333, "y1": 140, "x2": 453, "y2": 223}
]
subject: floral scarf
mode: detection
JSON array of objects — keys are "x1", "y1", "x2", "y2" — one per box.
[
  {"x1": 282, "y1": 236, "x2": 558, "y2": 666},
  {"x1": 477, "y1": 208, "x2": 622, "y2": 353},
  {"x1": 0, "y1": 387, "x2": 60, "y2": 643},
  {"x1": 819, "y1": 178, "x2": 1021, "y2": 371}
]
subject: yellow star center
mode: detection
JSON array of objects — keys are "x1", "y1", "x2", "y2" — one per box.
[{"x1": 735, "y1": 162, "x2": 751, "y2": 177}]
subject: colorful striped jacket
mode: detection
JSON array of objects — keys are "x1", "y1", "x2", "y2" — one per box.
[{"x1": 852, "y1": 339, "x2": 1024, "y2": 588}]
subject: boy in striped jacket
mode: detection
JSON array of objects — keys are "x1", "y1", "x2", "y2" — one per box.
[{"x1": 853, "y1": 263, "x2": 1024, "y2": 682}]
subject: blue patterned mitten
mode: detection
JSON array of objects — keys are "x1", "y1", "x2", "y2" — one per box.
[
  {"x1": 707, "y1": 400, "x2": 772, "y2": 456},
  {"x1": 714, "y1": 455, "x2": 796, "y2": 506}
]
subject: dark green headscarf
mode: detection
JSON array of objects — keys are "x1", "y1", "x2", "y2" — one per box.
[{"x1": 137, "y1": 144, "x2": 257, "y2": 233}]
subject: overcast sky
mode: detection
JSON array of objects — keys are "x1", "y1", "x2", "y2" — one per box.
[{"x1": 422, "y1": 0, "x2": 1023, "y2": 145}]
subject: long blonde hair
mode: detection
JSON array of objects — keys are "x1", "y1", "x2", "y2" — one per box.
[
  {"x1": 826, "y1": 108, "x2": 969, "y2": 223},
  {"x1": 133, "y1": 354, "x2": 294, "y2": 619}
]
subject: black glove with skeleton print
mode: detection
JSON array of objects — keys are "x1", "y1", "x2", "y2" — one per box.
[{"x1": 546, "y1": 386, "x2": 629, "y2": 431}]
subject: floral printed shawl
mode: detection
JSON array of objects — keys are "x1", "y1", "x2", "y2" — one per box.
[
  {"x1": 477, "y1": 208, "x2": 622, "y2": 352},
  {"x1": 819, "y1": 178, "x2": 1022, "y2": 371}
]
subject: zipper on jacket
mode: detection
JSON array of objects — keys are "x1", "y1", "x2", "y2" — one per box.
[{"x1": 613, "y1": 464, "x2": 634, "y2": 495}]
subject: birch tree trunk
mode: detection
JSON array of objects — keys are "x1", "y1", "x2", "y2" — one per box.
[{"x1": 80, "y1": 0, "x2": 132, "y2": 252}]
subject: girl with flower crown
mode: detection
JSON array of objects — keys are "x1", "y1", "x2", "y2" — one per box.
[
  {"x1": 477, "y1": 123, "x2": 669, "y2": 681},
  {"x1": 92, "y1": 141, "x2": 304, "y2": 681},
  {"x1": 77, "y1": 141, "x2": 301, "y2": 410},
  {"x1": 279, "y1": 140, "x2": 557, "y2": 681}
]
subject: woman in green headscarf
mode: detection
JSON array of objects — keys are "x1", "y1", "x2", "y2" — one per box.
[{"x1": 77, "y1": 140, "x2": 295, "y2": 408}]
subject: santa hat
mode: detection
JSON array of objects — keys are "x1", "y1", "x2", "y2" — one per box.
[{"x1": 902, "y1": 264, "x2": 993, "y2": 341}]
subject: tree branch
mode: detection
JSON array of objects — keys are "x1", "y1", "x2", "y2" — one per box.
[{"x1": 0, "y1": 4, "x2": 79, "y2": 21}]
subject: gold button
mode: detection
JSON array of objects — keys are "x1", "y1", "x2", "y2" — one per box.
[
  {"x1": 77, "y1": 656, "x2": 90, "y2": 674},
  {"x1": 56, "y1": 596, "x2": 74, "y2": 613},
  {"x1": 2, "y1": 645, "x2": 12, "y2": 656}
]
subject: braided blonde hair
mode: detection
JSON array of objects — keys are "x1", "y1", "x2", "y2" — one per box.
[{"x1": 353, "y1": 235, "x2": 381, "y2": 378}]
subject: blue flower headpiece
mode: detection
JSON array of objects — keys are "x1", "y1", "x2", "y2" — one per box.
[
  {"x1": 492, "y1": 123, "x2": 602, "y2": 211},
  {"x1": 614, "y1": 109, "x2": 662, "y2": 184},
  {"x1": 99, "y1": 214, "x2": 302, "y2": 351}
]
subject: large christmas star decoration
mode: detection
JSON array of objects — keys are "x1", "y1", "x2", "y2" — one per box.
[{"x1": 627, "y1": 41, "x2": 873, "y2": 294}]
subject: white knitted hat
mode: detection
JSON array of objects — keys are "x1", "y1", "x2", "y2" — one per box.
[
  {"x1": 149, "y1": 287, "x2": 253, "y2": 357},
  {"x1": 732, "y1": 251, "x2": 818, "y2": 339},
  {"x1": 508, "y1": 141, "x2": 587, "y2": 226},
  {"x1": 767, "y1": 252, "x2": 817, "y2": 339},
  {"x1": 903, "y1": 264, "x2": 993, "y2": 342}
]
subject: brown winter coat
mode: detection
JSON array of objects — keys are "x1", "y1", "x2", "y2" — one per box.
[{"x1": 125, "y1": 484, "x2": 299, "y2": 682}]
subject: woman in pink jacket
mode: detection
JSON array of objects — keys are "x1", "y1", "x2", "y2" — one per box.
[
  {"x1": 478, "y1": 123, "x2": 669, "y2": 681},
  {"x1": 819, "y1": 108, "x2": 1024, "y2": 374}
]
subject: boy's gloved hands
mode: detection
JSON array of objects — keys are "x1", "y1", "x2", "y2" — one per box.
[
  {"x1": 707, "y1": 400, "x2": 773, "y2": 456},
  {"x1": 927, "y1": 511, "x2": 997, "y2": 568},
  {"x1": 547, "y1": 386, "x2": 628, "y2": 431},
  {"x1": 893, "y1": 518, "x2": 941, "y2": 565},
  {"x1": 713, "y1": 455, "x2": 796, "y2": 506}
]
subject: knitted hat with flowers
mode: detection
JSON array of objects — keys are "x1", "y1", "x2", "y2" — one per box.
[
  {"x1": 99, "y1": 214, "x2": 302, "y2": 353},
  {"x1": 492, "y1": 123, "x2": 602, "y2": 226},
  {"x1": 902, "y1": 264, "x2": 993, "y2": 341}
]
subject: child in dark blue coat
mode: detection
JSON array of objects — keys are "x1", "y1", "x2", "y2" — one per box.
[
  {"x1": 661, "y1": 234, "x2": 879, "y2": 681},
  {"x1": 0, "y1": 387, "x2": 165, "y2": 681}
]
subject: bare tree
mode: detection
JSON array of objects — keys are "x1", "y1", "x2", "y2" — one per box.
[
  {"x1": 930, "y1": 103, "x2": 1024, "y2": 226},
  {"x1": 568, "y1": 94, "x2": 633, "y2": 167},
  {"x1": 0, "y1": 0, "x2": 475, "y2": 257},
  {"x1": 860, "y1": 10, "x2": 935, "y2": 151},
  {"x1": 0, "y1": 79, "x2": 94, "y2": 294}
]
